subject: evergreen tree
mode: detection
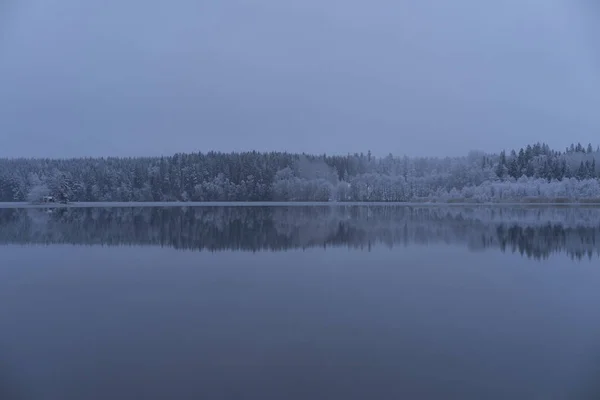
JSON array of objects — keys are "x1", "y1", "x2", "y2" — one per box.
[
  {"x1": 577, "y1": 162, "x2": 586, "y2": 180},
  {"x1": 495, "y1": 151, "x2": 507, "y2": 178},
  {"x1": 508, "y1": 152, "x2": 520, "y2": 178},
  {"x1": 0, "y1": 143, "x2": 598, "y2": 203}
]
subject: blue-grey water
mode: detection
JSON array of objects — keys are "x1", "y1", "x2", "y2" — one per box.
[{"x1": 1, "y1": 205, "x2": 600, "y2": 399}]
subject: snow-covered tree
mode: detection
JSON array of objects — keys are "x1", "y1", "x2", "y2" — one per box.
[
  {"x1": 27, "y1": 176, "x2": 50, "y2": 204},
  {"x1": 1, "y1": 142, "x2": 600, "y2": 203}
]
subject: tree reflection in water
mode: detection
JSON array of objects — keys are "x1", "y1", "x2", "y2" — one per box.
[{"x1": 0, "y1": 206, "x2": 599, "y2": 260}]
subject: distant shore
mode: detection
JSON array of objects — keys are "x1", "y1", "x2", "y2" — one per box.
[{"x1": 2, "y1": 200, "x2": 600, "y2": 209}]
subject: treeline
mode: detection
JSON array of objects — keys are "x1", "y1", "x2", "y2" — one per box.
[
  {"x1": 1, "y1": 206, "x2": 599, "y2": 260},
  {"x1": 1, "y1": 142, "x2": 600, "y2": 202}
]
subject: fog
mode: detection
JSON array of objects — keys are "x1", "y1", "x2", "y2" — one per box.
[{"x1": 1, "y1": 0, "x2": 599, "y2": 158}]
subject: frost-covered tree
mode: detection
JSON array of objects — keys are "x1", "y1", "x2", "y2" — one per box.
[
  {"x1": 27, "y1": 176, "x2": 50, "y2": 203},
  {"x1": 1, "y1": 143, "x2": 600, "y2": 203}
]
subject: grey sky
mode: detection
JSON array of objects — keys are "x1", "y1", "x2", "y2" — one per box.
[{"x1": 1, "y1": 0, "x2": 599, "y2": 158}]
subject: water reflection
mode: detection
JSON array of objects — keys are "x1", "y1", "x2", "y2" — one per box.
[{"x1": 0, "y1": 206, "x2": 599, "y2": 259}]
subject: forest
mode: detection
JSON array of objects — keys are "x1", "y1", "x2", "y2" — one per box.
[{"x1": 1, "y1": 142, "x2": 600, "y2": 203}]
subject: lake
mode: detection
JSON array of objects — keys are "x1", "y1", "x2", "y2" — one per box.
[{"x1": 1, "y1": 205, "x2": 600, "y2": 399}]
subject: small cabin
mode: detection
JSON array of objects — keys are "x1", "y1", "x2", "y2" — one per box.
[{"x1": 41, "y1": 196, "x2": 55, "y2": 203}]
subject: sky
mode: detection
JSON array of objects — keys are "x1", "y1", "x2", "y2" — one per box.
[{"x1": 0, "y1": 0, "x2": 599, "y2": 159}]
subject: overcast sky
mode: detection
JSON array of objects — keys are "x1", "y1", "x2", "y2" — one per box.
[{"x1": 1, "y1": 0, "x2": 599, "y2": 158}]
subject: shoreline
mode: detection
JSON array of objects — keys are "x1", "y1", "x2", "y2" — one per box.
[{"x1": 2, "y1": 201, "x2": 600, "y2": 209}]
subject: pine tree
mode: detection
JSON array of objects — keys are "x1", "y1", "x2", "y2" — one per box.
[
  {"x1": 495, "y1": 151, "x2": 507, "y2": 178},
  {"x1": 584, "y1": 161, "x2": 592, "y2": 179},
  {"x1": 525, "y1": 145, "x2": 533, "y2": 162},
  {"x1": 577, "y1": 162, "x2": 586, "y2": 179},
  {"x1": 561, "y1": 159, "x2": 568, "y2": 179},
  {"x1": 517, "y1": 149, "x2": 526, "y2": 176},
  {"x1": 508, "y1": 159, "x2": 520, "y2": 179},
  {"x1": 525, "y1": 162, "x2": 535, "y2": 177}
]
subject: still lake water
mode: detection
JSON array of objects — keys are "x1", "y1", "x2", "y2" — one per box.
[{"x1": 1, "y1": 205, "x2": 600, "y2": 399}]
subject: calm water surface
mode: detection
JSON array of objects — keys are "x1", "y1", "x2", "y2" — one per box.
[{"x1": 1, "y1": 205, "x2": 600, "y2": 399}]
